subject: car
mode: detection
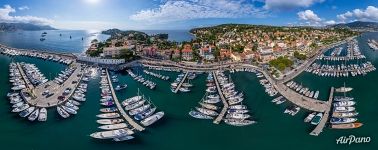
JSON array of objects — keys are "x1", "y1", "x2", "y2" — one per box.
[{"x1": 45, "y1": 93, "x2": 54, "y2": 98}]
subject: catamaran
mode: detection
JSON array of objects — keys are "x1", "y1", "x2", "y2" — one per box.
[{"x1": 28, "y1": 108, "x2": 40, "y2": 121}]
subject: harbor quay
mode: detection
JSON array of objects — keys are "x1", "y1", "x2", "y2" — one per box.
[{"x1": 24, "y1": 63, "x2": 84, "y2": 108}]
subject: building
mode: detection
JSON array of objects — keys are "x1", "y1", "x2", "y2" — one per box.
[
  {"x1": 76, "y1": 54, "x2": 125, "y2": 65},
  {"x1": 258, "y1": 47, "x2": 275, "y2": 63},
  {"x1": 182, "y1": 44, "x2": 193, "y2": 61},
  {"x1": 103, "y1": 47, "x2": 124, "y2": 58},
  {"x1": 143, "y1": 46, "x2": 157, "y2": 57},
  {"x1": 199, "y1": 45, "x2": 215, "y2": 61}
]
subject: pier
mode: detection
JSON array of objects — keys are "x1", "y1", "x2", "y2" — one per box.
[
  {"x1": 173, "y1": 72, "x2": 189, "y2": 93},
  {"x1": 310, "y1": 87, "x2": 334, "y2": 136},
  {"x1": 212, "y1": 71, "x2": 229, "y2": 124},
  {"x1": 106, "y1": 69, "x2": 145, "y2": 132},
  {"x1": 26, "y1": 63, "x2": 83, "y2": 107},
  {"x1": 16, "y1": 63, "x2": 35, "y2": 90}
]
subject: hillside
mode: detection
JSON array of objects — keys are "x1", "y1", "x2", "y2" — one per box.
[
  {"x1": 0, "y1": 23, "x2": 56, "y2": 31},
  {"x1": 330, "y1": 21, "x2": 378, "y2": 31}
]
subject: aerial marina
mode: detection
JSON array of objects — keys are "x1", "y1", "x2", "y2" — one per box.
[{"x1": 0, "y1": 1, "x2": 377, "y2": 148}]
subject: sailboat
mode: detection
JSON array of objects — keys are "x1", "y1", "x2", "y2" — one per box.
[{"x1": 335, "y1": 82, "x2": 353, "y2": 93}]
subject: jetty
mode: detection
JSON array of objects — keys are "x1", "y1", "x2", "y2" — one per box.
[
  {"x1": 16, "y1": 63, "x2": 35, "y2": 89},
  {"x1": 173, "y1": 72, "x2": 189, "y2": 93},
  {"x1": 25, "y1": 63, "x2": 83, "y2": 107},
  {"x1": 212, "y1": 71, "x2": 229, "y2": 124},
  {"x1": 310, "y1": 87, "x2": 334, "y2": 136},
  {"x1": 106, "y1": 69, "x2": 145, "y2": 132}
]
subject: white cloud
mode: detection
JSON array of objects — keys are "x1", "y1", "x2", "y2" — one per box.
[
  {"x1": 0, "y1": 5, "x2": 52, "y2": 25},
  {"x1": 324, "y1": 20, "x2": 336, "y2": 25},
  {"x1": 130, "y1": 0, "x2": 267, "y2": 23},
  {"x1": 263, "y1": 0, "x2": 324, "y2": 10},
  {"x1": 337, "y1": 6, "x2": 378, "y2": 22},
  {"x1": 18, "y1": 6, "x2": 29, "y2": 11},
  {"x1": 52, "y1": 21, "x2": 122, "y2": 30},
  {"x1": 297, "y1": 10, "x2": 322, "y2": 22}
]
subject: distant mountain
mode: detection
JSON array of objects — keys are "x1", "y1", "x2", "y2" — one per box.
[
  {"x1": 0, "y1": 23, "x2": 56, "y2": 31},
  {"x1": 329, "y1": 21, "x2": 378, "y2": 31}
]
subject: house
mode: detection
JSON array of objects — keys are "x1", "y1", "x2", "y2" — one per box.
[
  {"x1": 199, "y1": 45, "x2": 215, "y2": 61},
  {"x1": 172, "y1": 49, "x2": 181, "y2": 59},
  {"x1": 258, "y1": 47, "x2": 275, "y2": 63},
  {"x1": 182, "y1": 44, "x2": 193, "y2": 61},
  {"x1": 143, "y1": 46, "x2": 158, "y2": 57},
  {"x1": 103, "y1": 47, "x2": 125, "y2": 58}
]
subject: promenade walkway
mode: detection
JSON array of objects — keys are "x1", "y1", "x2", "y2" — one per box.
[
  {"x1": 212, "y1": 71, "x2": 229, "y2": 124},
  {"x1": 310, "y1": 87, "x2": 334, "y2": 136},
  {"x1": 173, "y1": 72, "x2": 189, "y2": 93},
  {"x1": 106, "y1": 69, "x2": 145, "y2": 132}
]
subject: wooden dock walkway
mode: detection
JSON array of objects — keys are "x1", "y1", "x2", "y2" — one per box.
[
  {"x1": 173, "y1": 72, "x2": 189, "y2": 93},
  {"x1": 106, "y1": 69, "x2": 145, "y2": 132},
  {"x1": 310, "y1": 87, "x2": 334, "y2": 136},
  {"x1": 17, "y1": 63, "x2": 35, "y2": 89},
  {"x1": 212, "y1": 71, "x2": 229, "y2": 124}
]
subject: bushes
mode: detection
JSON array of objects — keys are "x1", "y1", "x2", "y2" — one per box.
[
  {"x1": 269, "y1": 56, "x2": 293, "y2": 71},
  {"x1": 294, "y1": 51, "x2": 307, "y2": 60}
]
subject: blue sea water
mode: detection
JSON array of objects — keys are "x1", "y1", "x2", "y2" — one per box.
[{"x1": 0, "y1": 30, "x2": 109, "y2": 53}]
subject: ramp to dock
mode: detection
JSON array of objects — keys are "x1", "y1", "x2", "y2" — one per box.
[{"x1": 310, "y1": 87, "x2": 334, "y2": 136}]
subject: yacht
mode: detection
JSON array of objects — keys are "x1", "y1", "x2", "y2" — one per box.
[
  {"x1": 129, "y1": 104, "x2": 151, "y2": 116},
  {"x1": 332, "y1": 112, "x2": 359, "y2": 118},
  {"x1": 199, "y1": 102, "x2": 218, "y2": 110},
  {"x1": 113, "y1": 135, "x2": 135, "y2": 142},
  {"x1": 90, "y1": 129, "x2": 134, "y2": 139},
  {"x1": 189, "y1": 110, "x2": 213, "y2": 119},
  {"x1": 140, "y1": 111, "x2": 164, "y2": 126},
  {"x1": 100, "y1": 107, "x2": 118, "y2": 113},
  {"x1": 333, "y1": 101, "x2": 356, "y2": 107},
  {"x1": 125, "y1": 100, "x2": 146, "y2": 110},
  {"x1": 28, "y1": 108, "x2": 39, "y2": 121},
  {"x1": 12, "y1": 104, "x2": 30, "y2": 112},
  {"x1": 331, "y1": 122, "x2": 363, "y2": 129},
  {"x1": 311, "y1": 113, "x2": 323, "y2": 125},
  {"x1": 97, "y1": 119, "x2": 124, "y2": 125},
  {"x1": 334, "y1": 106, "x2": 355, "y2": 112},
  {"x1": 38, "y1": 108, "x2": 47, "y2": 121},
  {"x1": 330, "y1": 117, "x2": 357, "y2": 124},
  {"x1": 19, "y1": 107, "x2": 35, "y2": 118},
  {"x1": 98, "y1": 123, "x2": 128, "y2": 130},
  {"x1": 96, "y1": 113, "x2": 120, "y2": 119},
  {"x1": 134, "y1": 107, "x2": 156, "y2": 121},
  {"x1": 57, "y1": 106, "x2": 70, "y2": 118},
  {"x1": 195, "y1": 107, "x2": 218, "y2": 116},
  {"x1": 122, "y1": 96, "x2": 142, "y2": 106},
  {"x1": 61, "y1": 105, "x2": 77, "y2": 115},
  {"x1": 115, "y1": 84, "x2": 127, "y2": 91},
  {"x1": 224, "y1": 119, "x2": 256, "y2": 126},
  {"x1": 304, "y1": 112, "x2": 316, "y2": 123}
]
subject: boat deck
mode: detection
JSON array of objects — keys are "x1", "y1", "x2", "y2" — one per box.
[
  {"x1": 212, "y1": 71, "x2": 229, "y2": 124},
  {"x1": 106, "y1": 69, "x2": 145, "y2": 132},
  {"x1": 173, "y1": 72, "x2": 189, "y2": 93},
  {"x1": 310, "y1": 87, "x2": 334, "y2": 136},
  {"x1": 25, "y1": 62, "x2": 84, "y2": 108}
]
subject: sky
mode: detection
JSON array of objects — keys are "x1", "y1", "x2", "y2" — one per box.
[{"x1": 0, "y1": 0, "x2": 377, "y2": 30}]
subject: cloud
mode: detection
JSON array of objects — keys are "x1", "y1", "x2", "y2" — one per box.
[
  {"x1": 130, "y1": 0, "x2": 267, "y2": 23},
  {"x1": 0, "y1": 5, "x2": 52, "y2": 25},
  {"x1": 337, "y1": 6, "x2": 378, "y2": 22},
  {"x1": 263, "y1": 0, "x2": 324, "y2": 10},
  {"x1": 324, "y1": 20, "x2": 336, "y2": 25},
  {"x1": 297, "y1": 10, "x2": 322, "y2": 22},
  {"x1": 18, "y1": 6, "x2": 29, "y2": 11}
]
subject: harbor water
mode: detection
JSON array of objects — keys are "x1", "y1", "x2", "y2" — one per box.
[{"x1": 0, "y1": 31, "x2": 378, "y2": 150}]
